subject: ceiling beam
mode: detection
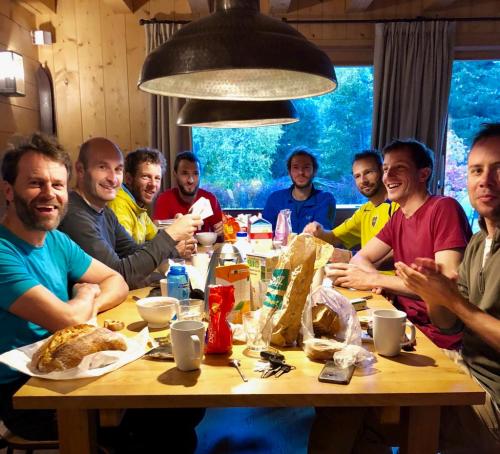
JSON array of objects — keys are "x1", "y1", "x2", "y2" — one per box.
[
  {"x1": 346, "y1": 0, "x2": 374, "y2": 12},
  {"x1": 423, "y1": 0, "x2": 459, "y2": 11},
  {"x1": 101, "y1": 0, "x2": 134, "y2": 14},
  {"x1": 269, "y1": 0, "x2": 291, "y2": 15},
  {"x1": 188, "y1": 0, "x2": 211, "y2": 15},
  {"x1": 17, "y1": 0, "x2": 57, "y2": 15}
]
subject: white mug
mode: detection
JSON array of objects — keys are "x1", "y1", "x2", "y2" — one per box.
[
  {"x1": 373, "y1": 309, "x2": 416, "y2": 357},
  {"x1": 170, "y1": 320, "x2": 205, "y2": 371}
]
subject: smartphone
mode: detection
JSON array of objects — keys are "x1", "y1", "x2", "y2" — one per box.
[{"x1": 318, "y1": 361, "x2": 355, "y2": 385}]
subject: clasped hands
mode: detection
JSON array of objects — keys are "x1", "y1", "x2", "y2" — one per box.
[{"x1": 325, "y1": 262, "x2": 380, "y2": 292}]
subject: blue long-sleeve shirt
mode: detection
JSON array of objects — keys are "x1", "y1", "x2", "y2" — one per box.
[{"x1": 262, "y1": 185, "x2": 336, "y2": 233}]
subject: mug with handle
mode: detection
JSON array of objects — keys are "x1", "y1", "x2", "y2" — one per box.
[
  {"x1": 373, "y1": 309, "x2": 416, "y2": 357},
  {"x1": 170, "y1": 320, "x2": 205, "y2": 371}
]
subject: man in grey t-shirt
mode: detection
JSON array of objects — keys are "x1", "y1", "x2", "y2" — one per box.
[{"x1": 59, "y1": 138, "x2": 202, "y2": 289}]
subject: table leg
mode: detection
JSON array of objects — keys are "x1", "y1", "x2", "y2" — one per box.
[
  {"x1": 400, "y1": 406, "x2": 440, "y2": 454},
  {"x1": 57, "y1": 408, "x2": 98, "y2": 454}
]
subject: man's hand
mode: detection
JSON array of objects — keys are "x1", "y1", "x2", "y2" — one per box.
[
  {"x1": 395, "y1": 258, "x2": 462, "y2": 310},
  {"x1": 213, "y1": 221, "x2": 224, "y2": 236},
  {"x1": 325, "y1": 263, "x2": 378, "y2": 291},
  {"x1": 176, "y1": 238, "x2": 197, "y2": 259},
  {"x1": 72, "y1": 283, "x2": 101, "y2": 300},
  {"x1": 303, "y1": 221, "x2": 323, "y2": 236},
  {"x1": 166, "y1": 214, "x2": 203, "y2": 241}
]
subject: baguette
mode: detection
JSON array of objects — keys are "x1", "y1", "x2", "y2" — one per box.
[{"x1": 32, "y1": 324, "x2": 127, "y2": 373}]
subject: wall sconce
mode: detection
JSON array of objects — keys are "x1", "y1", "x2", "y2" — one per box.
[
  {"x1": 31, "y1": 30, "x2": 53, "y2": 46},
  {"x1": 0, "y1": 51, "x2": 25, "y2": 97}
]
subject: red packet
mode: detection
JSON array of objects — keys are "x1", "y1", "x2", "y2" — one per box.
[{"x1": 205, "y1": 285, "x2": 235, "y2": 354}]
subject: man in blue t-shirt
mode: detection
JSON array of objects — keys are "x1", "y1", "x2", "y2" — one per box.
[
  {"x1": 263, "y1": 147, "x2": 336, "y2": 232},
  {"x1": 0, "y1": 133, "x2": 128, "y2": 440}
]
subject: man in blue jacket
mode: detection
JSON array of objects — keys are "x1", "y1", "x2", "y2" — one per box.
[{"x1": 263, "y1": 147, "x2": 336, "y2": 232}]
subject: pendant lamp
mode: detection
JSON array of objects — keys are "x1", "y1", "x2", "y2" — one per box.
[
  {"x1": 139, "y1": 0, "x2": 337, "y2": 101},
  {"x1": 177, "y1": 99, "x2": 299, "y2": 128}
]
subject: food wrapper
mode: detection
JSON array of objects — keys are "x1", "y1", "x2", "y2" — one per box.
[
  {"x1": 205, "y1": 285, "x2": 234, "y2": 354},
  {"x1": 302, "y1": 281, "x2": 375, "y2": 367},
  {"x1": 0, "y1": 328, "x2": 150, "y2": 380},
  {"x1": 189, "y1": 196, "x2": 213, "y2": 220},
  {"x1": 261, "y1": 234, "x2": 334, "y2": 347}
]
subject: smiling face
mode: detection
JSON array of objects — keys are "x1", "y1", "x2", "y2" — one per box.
[
  {"x1": 467, "y1": 137, "x2": 500, "y2": 227},
  {"x1": 352, "y1": 157, "x2": 384, "y2": 199},
  {"x1": 289, "y1": 154, "x2": 315, "y2": 189},
  {"x1": 125, "y1": 161, "x2": 162, "y2": 207},
  {"x1": 382, "y1": 148, "x2": 431, "y2": 206},
  {"x1": 5, "y1": 151, "x2": 68, "y2": 231},
  {"x1": 175, "y1": 159, "x2": 200, "y2": 197},
  {"x1": 77, "y1": 140, "x2": 124, "y2": 209}
]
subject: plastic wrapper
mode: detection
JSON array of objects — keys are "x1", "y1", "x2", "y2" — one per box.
[
  {"x1": 261, "y1": 234, "x2": 333, "y2": 347},
  {"x1": 302, "y1": 281, "x2": 376, "y2": 367},
  {"x1": 205, "y1": 285, "x2": 235, "y2": 354}
]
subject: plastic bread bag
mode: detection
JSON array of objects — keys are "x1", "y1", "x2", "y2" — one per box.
[
  {"x1": 302, "y1": 280, "x2": 376, "y2": 367},
  {"x1": 260, "y1": 234, "x2": 334, "y2": 347}
]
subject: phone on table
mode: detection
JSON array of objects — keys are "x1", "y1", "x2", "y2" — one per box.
[{"x1": 318, "y1": 361, "x2": 355, "y2": 385}]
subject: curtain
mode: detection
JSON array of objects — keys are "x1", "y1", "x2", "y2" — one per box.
[
  {"x1": 371, "y1": 21, "x2": 456, "y2": 193},
  {"x1": 145, "y1": 23, "x2": 191, "y2": 190}
]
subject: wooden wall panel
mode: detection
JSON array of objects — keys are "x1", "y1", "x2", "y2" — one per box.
[
  {"x1": 100, "y1": 1, "x2": 131, "y2": 151},
  {"x1": 0, "y1": 0, "x2": 40, "y2": 153},
  {"x1": 75, "y1": 0, "x2": 107, "y2": 140}
]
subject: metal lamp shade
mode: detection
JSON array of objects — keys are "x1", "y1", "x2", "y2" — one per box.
[
  {"x1": 139, "y1": 0, "x2": 337, "y2": 101},
  {"x1": 177, "y1": 99, "x2": 299, "y2": 128}
]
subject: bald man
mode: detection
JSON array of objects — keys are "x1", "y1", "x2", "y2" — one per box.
[{"x1": 59, "y1": 138, "x2": 202, "y2": 289}]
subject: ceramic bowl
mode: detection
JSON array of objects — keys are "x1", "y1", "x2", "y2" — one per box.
[
  {"x1": 195, "y1": 232, "x2": 218, "y2": 246},
  {"x1": 136, "y1": 297, "x2": 179, "y2": 329}
]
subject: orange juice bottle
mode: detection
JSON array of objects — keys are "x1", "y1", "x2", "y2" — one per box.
[{"x1": 223, "y1": 214, "x2": 240, "y2": 243}]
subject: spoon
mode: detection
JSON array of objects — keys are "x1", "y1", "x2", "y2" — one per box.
[{"x1": 229, "y1": 359, "x2": 248, "y2": 382}]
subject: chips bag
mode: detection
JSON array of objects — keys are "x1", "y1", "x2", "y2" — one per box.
[{"x1": 205, "y1": 285, "x2": 235, "y2": 354}]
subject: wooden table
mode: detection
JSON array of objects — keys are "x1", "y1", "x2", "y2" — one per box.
[{"x1": 14, "y1": 288, "x2": 484, "y2": 454}]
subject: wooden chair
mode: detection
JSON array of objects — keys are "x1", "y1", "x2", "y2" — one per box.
[{"x1": 0, "y1": 420, "x2": 59, "y2": 454}]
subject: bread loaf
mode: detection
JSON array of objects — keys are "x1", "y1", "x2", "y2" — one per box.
[{"x1": 32, "y1": 324, "x2": 127, "y2": 372}]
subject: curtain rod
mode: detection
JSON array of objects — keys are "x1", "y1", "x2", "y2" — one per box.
[{"x1": 139, "y1": 15, "x2": 500, "y2": 26}]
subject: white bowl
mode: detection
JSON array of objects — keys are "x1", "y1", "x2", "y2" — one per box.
[
  {"x1": 195, "y1": 232, "x2": 218, "y2": 246},
  {"x1": 136, "y1": 297, "x2": 179, "y2": 328}
]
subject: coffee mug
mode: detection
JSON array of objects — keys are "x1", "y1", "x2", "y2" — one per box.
[
  {"x1": 373, "y1": 309, "x2": 416, "y2": 357},
  {"x1": 170, "y1": 320, "x2": 205, "y2": 371}
]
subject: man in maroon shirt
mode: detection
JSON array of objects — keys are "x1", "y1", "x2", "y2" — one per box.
[
  {"x1": 153, "y1": 152, "x2": 223, "y2": 236},
  {"x1": 327, "y1": 139, "x2": 472, "y2": 350}
]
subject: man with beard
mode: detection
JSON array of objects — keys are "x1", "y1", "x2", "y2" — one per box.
[
  {"x1": 108, "y1": 147, "x2": 165, "y2": 244},
  {"x1": 153, "y1": 151, "x2": 224, "y2": 235},
  {"x1": 396, "y1": 124, "x2": 500, "y2": 452},
  {"x1": 0, "y1": 133, "x2": 127, "y2": 440},
  {"x1": 327, "y1": 139, "x2": 472, "y2": 350},
  {"x1": 263, "y1": 147, "x2": 336, "y2": 232},
  {"x1": 304, "y1": 150, "x2": 398, "y2": 250},
  {"x1": 59, "y1": 138, "x2": 202, "y2": 290}
]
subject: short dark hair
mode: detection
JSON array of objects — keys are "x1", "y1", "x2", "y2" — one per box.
[
  {"x1": 471, "y1": 123, "x2": 500, "y2": 148},
  {"x1": 125, "y1": 148, "x2": 166, "y2": 177},
  {"x1": 174, "y1": 151, "x2": 200, "y2": 173},
  {"x1": 382, "y1": 139, "x2": 434, "y2": 188},
  {"x1": 286, "y1": 147, "x2": 318, "y2": 173},
  {"x1": 1, "y1": 132, "x2": 72, "y2": 184},
  {"x1": 352, "y1": 150, "x2": 382, "y2": 167}
]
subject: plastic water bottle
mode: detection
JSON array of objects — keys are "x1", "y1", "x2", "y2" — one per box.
[
  {"x1": 167, "y1": 265, "x2": 189, "y2": 300},
  {"x1": 235, "y1": 231, "x2": 252, "y2": 260}
]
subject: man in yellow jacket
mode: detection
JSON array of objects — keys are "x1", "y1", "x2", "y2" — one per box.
[{"x1": 109, "y1": 148, "x2": 164, "y2": 244}]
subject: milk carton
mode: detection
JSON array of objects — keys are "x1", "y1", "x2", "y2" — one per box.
[{"x1": 248, "y1": 217, "x2": 272, "y2": 253}]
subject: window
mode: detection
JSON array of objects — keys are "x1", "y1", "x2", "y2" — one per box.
[
  {"x1": 445, "y1": 60, "x2": 500, "y2": 231},
  {"x1": 192, "y1": 66, "x2": 373, "y2": 209}
]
